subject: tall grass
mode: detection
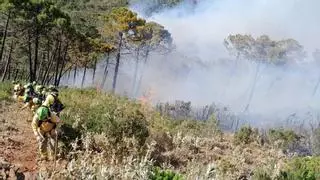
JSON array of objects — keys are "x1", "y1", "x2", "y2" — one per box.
[
  {"x1": 0, "y1": 82, "x2": 12, "y2": 101},
  {"x1": 1, "y1": 84, "x2": 320, "y2": 179}
]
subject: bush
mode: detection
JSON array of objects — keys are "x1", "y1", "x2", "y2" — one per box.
[
  {"x1": 252, "y1": 168, "x2": 272, "y2": 180},
  {"x1": 268, "y1": 128, "x2": 301, "y2": 150},
  {"x1": 0, "y1": 82, "x2": 12, "y2": 101},
  {"x1": 276, "y1": 157, "x2": 320, "y2": 180},
  {"x1": 168, "y1": 115, "x2": 222, "y2": 138},
  {"x1": 59, "y1": 88, "x2": 149, "y2": 146},
  {"x1": 234, "y1": 126, "x2": 259, "y2": 145},
  {"x1": 149, "y1": 167, "x2": 184, "y2": 180}
]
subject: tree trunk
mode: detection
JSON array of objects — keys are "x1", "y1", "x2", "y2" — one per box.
[
  {"x1": 81, "y1": 64, "x2": 87, "y2": 88},
  {"x1": 14, "y1": 68, "x2": 19, "y2": 81},
  {"x1": 42, "y1": 40, "x2": 59, "y2": 85},
  {"x1": 101, "y1": 51, "x2": 110, "y2": 89},
  {"x1": 28, "y1": 32, "x2": 33, "y2": 82},
  {"x1": 135, "y1": 48, "x2": 149, "y2": 97},
  {"x1": 19, "y1": 69, "x2": 24, "y2": 81},
  {"x1": 34, "y1": 33, "x2": 39, "y2": 81},
  {"x1": 1, "y1": 40, "x2": 13, "y2": 82},
  {"x1": 67, "y1": 69, "x2": 71, "y2": 84},
  {"x1": 243, "y1": 61, "x2": 261, "y2": 112},
  {"x1": 42, "y1": 52, "x2": 55, "y2": 85},
  {"x1": 0, "y1": 11, "x2": 10, "y2": 63},
  {"x1": 40, "y1": 38, "x2": 51, "y2": 82},
  {"x1": 57, "y1": 44, "x2": 68, "y2": 86},
  {"x1": 92, "y1": 58, "x2": 97, "y2": 84},
  {"x1": 131, "y1": 48, "x2": 140, "y2": 96},
  {"x1": 37, "y1": 52, "x2": 45, "y2": 82},
  {"x1": 46, "y1": 73, "x2": 55, "y2": 85},
  {"x1": 7, "y1": 64, "x2": 11, "y2": 80},
  {"x1": 73, "y1": 65, "x2": 77, "y2": 85},
  {"x1": 112, "y1": 32, "x2": 123, "y2": 93},
  {"x1": 54, "y1": 41, "x2": 62, "y2": 86}
]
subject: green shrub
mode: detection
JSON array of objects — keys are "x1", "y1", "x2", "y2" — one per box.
[
  {"x1": 59, "y1": 88, "x2": 149, "y2": 146},
  {"x1": 0, "y1": 82, "x2": 12, "y2": 101},
  {"x1": 276, "y1": 157, "x2": 320, "y2": 180},
  {"x1": 167, "y1": 115, "x2": 222, "y2": 138},
  {"x1": 234, "y1": 126, "x2": 259, "y2": 145},
  {"x1": 252, "y1": 168, "x2": 272, "y2": 180},
  {"x1": 268, "y1": 128, "x2": 301, "y2": 150},
  {"x1": 149, "y1": 167, "x2": 184, "y2": 180},
  {"x1": 59, "y1": 123, "x2": 82, "y2": 153}
]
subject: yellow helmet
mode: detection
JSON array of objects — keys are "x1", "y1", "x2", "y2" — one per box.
[{"x1": 42, "y1": 94, "x2": 55, "y2": 107}]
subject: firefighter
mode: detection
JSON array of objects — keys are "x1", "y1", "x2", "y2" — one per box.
[
  {"x1": 31, "y1": 97, "x2": 42, "y2": 114},
  {"x1": 35, "y1": 85, "x2": 45, "y2": 101},
  {"x1": 21, "y1": 88, "x2": 34, "y2": 110},
  {"x1": 42, "y1": 87, "x2": 65, "y2": 116},
  {"x1": 13, "y1": 81, "x2": 24, "y2": 101},
  {"x1": 31, "y1": 105, "x2": 61, "y2": 161}
]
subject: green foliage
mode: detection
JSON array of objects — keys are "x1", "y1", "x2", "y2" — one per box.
[
  {"x1": 59, "y1": 88, "x2": 149, "y2": 145},
  {"x1": 268, "y1": 128, "x2": 301, "y2": 150},
  {"x1": 56, "y1": 0, "x2": 129, "y2": 12},
  {"x1": 252, "y1": 168, "x2": 272, "y2": 180},
  {"x1": 130, "y1": 0, "x2": 183, "y2": 16},
  {"x1": 0, "y1": 82, "x2": 11, "y2": 101},
  {"x1": 276, "y1": 157, "x2": 320, "y2": 180},
  {"x1": 224, "y1": 34, "x2": 305, "y2": 64},
  {"x1": 59, "y1": 123, "x2": 82, "y2": 152},
  {"x1": 169, "y1": 115, "x2": 222, "y2": 137},
  {"x1": 102, "y1": 7, "x2": 146, "y2": 45},
  {"x1": 234, "y1": 126, "x2": 259, "y2": 145},
  {"x1": 149, "y1": 167, "x2": 184, "y2": 180}
]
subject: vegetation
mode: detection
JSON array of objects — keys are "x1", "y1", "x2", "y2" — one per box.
[
  {"x1": 224, "y1": 34, "x2": 305, "y2": 65},
  {"x1": 2, "y1": 84, "x2": 320, "y2": 179},
  {"x1": 0, "y1": 81, "x2": 10, "y2": 101},
  {"x1": 268, "y1": 128, "x2": 302, "y2": 151},
  {"x1": 149, "y1": 167, "x2": 183, "y2": 180},
  {"x1": 234, "y1": 126, "x2": 259, "y2": 145},
  {"x1": 1, "y1": 0, "x2": 320, "y2": 179},
  {"x1": 0, "y1": 0, "x2": 172, "y2": 94},
  {"x1": 277, "y1": 157, "x2": 320, "y2": 180}
]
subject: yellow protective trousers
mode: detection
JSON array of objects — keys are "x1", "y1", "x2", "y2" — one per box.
[{"x1": 37, "y1": 129, "x2": 57, "y2": 160}]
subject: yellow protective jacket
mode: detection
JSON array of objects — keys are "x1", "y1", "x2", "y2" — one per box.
[{"x1": 31, "y1": 106, "x2": 60, "y2": 135}]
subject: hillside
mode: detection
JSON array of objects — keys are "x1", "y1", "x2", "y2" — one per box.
[{"x1": 1, "y1": 83, "x2": 320, "y2": 179}]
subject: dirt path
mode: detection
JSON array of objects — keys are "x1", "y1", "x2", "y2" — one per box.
[{"x1": 0, "y1": 101, "x2": 38, "y2": 179}]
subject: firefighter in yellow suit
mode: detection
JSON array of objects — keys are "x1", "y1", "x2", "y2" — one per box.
[
  {"x1": 31, "y1": 88, "x2": 62, "y2": 161},
  {"x1": 12, "y1": 81, "x2": 24, "y2": 102}
]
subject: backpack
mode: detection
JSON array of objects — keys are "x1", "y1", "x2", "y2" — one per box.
[
  {"x1": 50, "y1": 95, "x2": 65, "y2": 113},
  {"x1": 36, "y1": 106, "x2": 57, "y2": 131}
]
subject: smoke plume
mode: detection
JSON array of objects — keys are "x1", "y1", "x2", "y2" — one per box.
[{"x1": 128, "y1": 0, "x2": 320, "y2": 127}]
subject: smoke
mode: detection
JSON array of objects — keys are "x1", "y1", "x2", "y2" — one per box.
[
  {"x1": 127, "y1": 0, "x2": 320, "y2": 127},
  {"x1": 61, "y1": 0, "x2": 320, "y2": 128}
]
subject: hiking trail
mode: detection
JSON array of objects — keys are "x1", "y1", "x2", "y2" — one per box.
[{"x1": 0, "y1": 101, "x2": 38, "y2": 179}]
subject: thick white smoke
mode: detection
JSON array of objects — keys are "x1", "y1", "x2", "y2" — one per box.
[
  {"x1": 62, "y1": 0, "x2": 320, "y2": 128},
  {"x1": 128, "y1": 0, "x2": 320, "y2": 127}
]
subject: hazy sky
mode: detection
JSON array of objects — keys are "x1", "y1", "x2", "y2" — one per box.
[{"x1": 129, "y1": 0, "x2": 320, "y2": 119}]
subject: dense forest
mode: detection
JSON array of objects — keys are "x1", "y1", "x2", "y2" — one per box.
[{"x1": 0, "y1": 0, "x2": 179, "y2": 92}]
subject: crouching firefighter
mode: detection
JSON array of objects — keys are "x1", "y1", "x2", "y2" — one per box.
[{"x1": 32, "y1": 105, "x2": 61, "y2": 161}]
